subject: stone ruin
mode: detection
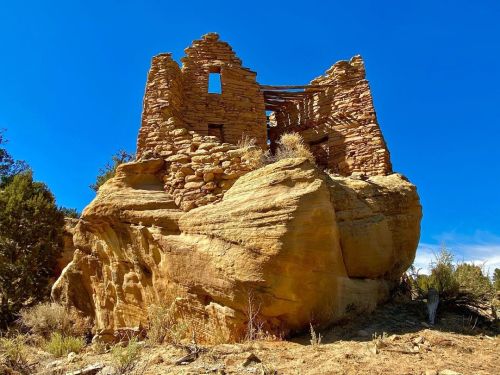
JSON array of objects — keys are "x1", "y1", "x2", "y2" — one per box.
[
  {"x1": 53, "y1": 33, "x2": 422, "y2": 342},
  {"x1": 137, "y1": 32, "x2": 392, "y2": 211}
]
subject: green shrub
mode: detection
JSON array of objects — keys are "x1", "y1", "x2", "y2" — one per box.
[
  {"x1": 111, "y1": 337, "x2": 142, "y2": 374},
  {"x1": 424, "y1": 247, "x2": 459, "y2": 297},
  {"x1": 44, "y1": 332, "x2": 85, "y2": 357},
  {"x1": 0, "y1": 335, "x2": 31, "y2": 374},
  {"x1": 90, "y1": 150, "x2": 134, "y2": 192},
  {"x1": 0, "y1": 131, "x2": 28, "y2": 186},
  {"x1": 455, "y1": 263, "x2": 494, "y2": 302},
  {"x1": 407, "y1": 246, "x2": 495, "y2": 311},
  {"x1": 0, "y1": 171, "x2": 65, "y2": 327},
  {"x1": 493, "y1": 268, "x2": 500, "y2": 292}
]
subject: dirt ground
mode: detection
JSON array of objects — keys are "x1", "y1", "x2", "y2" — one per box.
[{"x1": 23, "y1": 301, "x2": 500, "y2": 375}]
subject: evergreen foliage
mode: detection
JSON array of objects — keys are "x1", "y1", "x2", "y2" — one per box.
[
  {"x1": 90, "y1": 150, "x2": 134, "y2": 192},
  {"x1": 0, "y1": 172, "x2": 65, "y2": 326}
]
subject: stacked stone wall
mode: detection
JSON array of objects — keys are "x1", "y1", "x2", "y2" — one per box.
[
  {"x1": 136, "y1": 34, "x2": 393, "y2": 211},
  {"x1": 162, "y1": 132, "x2": 259, "y2": 211},
  {"x1": 181, "y1": 33, "x2": 267, "y2": 147},
  {"x1": 136, "y1": 34, "x2": 267, "y2": 211},
  {"x1": 269, "y1": 56, "x2": 392, "y2": 176},
  {"x1": 136, "y1": 53, "x2": 185, "y2": 160}
]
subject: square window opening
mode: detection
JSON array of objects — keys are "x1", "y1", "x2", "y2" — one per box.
[
  {"x1": 208, "y1": 72, "x2": 222, "y2": 94},
  {"x1": 208, "y1": 123, "x2": 224, "y2": 141}
]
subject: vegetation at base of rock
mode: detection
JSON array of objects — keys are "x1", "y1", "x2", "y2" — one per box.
[
  {"x1": 237, "y1": 136, "x2": 267, "y2": 169},
  {"x1": 90, "y1": 150, "x2": 135, "y2": 192},
  {"x1": 147, "y1": 300, "x2": 231, "y2": 346},
  {"x1": 110, "y1": 337, "x2": 142, "y2": 374},
  {"x1": 19, "y1": 302, "x2": 90, "y2": 339},
  {"x1": 0, "y1": 171, "x2": 65, "y2": 328},
  {"x1": 44, "y1": 332, "x2": 85, "y2": 357},
  {"x1": 237, "y1": 134, "x2": 316, "y2": 171},
  {"x1": 309, "y1": 323, "x2": 322, "y2": 349},
  {"x1": 407, "y1": 246, "x2": 496, "y2": 316},
  {"x1": 147, "y1": 303, "x2": 178, "y2": 345},
  {"x1": 274, "y1": 133, "x2": 315, "y2": 164},
  {"x1": 0, "y1": 335, "x2": 31, "y2": 374}
]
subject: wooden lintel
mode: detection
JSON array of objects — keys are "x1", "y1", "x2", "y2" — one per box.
[{"x1": 260, "y1": 84, "x2": 336, "y2": 90}]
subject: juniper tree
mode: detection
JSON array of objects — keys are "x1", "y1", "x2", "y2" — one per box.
[{"x1": 0, "y1": 172, "x2": 64, "y2": 327}]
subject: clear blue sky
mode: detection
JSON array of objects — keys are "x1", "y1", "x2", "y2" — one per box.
[{"x1": 1, "y1": 1, "x2": 499, "y2": 269}]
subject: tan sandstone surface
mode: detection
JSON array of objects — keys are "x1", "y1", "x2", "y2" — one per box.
[{"x1": 53, "y1": 157, "x2": 421, "y2": 340}]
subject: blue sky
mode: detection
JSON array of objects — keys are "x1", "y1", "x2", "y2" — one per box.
[{"x1": 1, "y1": 1, "x2": 499, "y2": 271}]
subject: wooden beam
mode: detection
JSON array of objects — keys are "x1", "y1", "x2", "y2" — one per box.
[
  {"x1": 260, "y1": 84, "x2": 337, "y2": 90},
  {"x1": 263, "y1": 91, "x2": 314, "y2": 97}
]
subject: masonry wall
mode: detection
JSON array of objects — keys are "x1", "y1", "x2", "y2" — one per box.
[
  {"x1": 136, "y1": 53, "x2": 185, "y2": 159},
  {"x1": 269, "y1": 56, "x2": 392, "y2": 176},
  {"x1": 136, "y1": 35, "x2": 393, "y2": 212},
  {"x1": 181, "y1": 33, "x2": 267, "y2": 147},
  {"x1": 136, "y1": 35, "x2": 265, "y2": 211}
]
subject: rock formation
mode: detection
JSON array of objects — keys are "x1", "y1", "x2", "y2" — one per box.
[{"x1": 52, "y1": 33, "x2": 422, "y2": 341}]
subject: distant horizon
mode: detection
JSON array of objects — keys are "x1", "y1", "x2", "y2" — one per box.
[{"x1": 1, "y1": 0, "x2": 499, "y2": 271}]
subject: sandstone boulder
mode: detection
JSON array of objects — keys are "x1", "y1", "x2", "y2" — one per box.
[{"x1": 52, "y1": 157, "x2": 421, "y2": 340}]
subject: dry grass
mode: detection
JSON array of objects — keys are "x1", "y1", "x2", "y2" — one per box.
[
  {"x1": 237, "y1": 136, "x2": 267, "y2": 170},
  {"x1": 274, "y1": 133, "x2": 315, "y2": 164},
  {"x1": 147, "y1": 298, "x2": 231, "y2": 347},
  {"x1": 237, "y1": 133, "x2": 317, "y2": 171},
  {"x1": 309, "y1": 323, "x2": 322, "y2": 350},
  {"x1": 0, "y1": 300, "x2": 498, "y2": 374},
  {"x1": 18, "y1": 302, "x2": 90, "y2": 338}
]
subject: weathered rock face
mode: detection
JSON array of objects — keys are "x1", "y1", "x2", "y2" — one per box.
[{"x1": 52, "y1": 157, "x2": 421, "y2": 340}]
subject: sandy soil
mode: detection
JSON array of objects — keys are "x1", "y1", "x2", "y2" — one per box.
[{"x1": 16, "y1": 301, "x2": 500, "y2": 375}]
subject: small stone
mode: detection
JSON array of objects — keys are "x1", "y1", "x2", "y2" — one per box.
[
  {"x1": 412, "y1": 336, "x2": 425, "y2": 345},
  {"x1": 185, "y1": 175, "x2": 202, "y2": 182},
  {"x1": 219, "y1": 180, "x2": 235, "y2": 190},
  {"x1": 203, "y1": 172, "x2": 214, "y2": 182},
  {"x1": 198, "y1": 142, "x2": 218, "y2": 150},
  {"x1": 241, "y1": 353, "x2": 261, "y2": 367},
  {"x1": 166, "y1": 154, "x2": 190, "y2": 163},
  {"x1": 192, "y1": 155, "x2": 213, "y2": 163},
  {"x1": 204, "y1": 166, "x2": 224, "y2": 174},
  {"x1": 202, "y1": 182, "x2": 217, "y2": 191},
  {"x1": 170, "y1": 128, "x2": 187, "y2": 136},
  {"x1": 425, "y1": 370, "x2": 438, "y2": 375},
  {"x1": 180, "y1": 166, "x2": 194, "y2": 175},
  {"x1": 439, "y1": 370, "x2": 462, "y2": 375},
  {"x1": 193, "y1": 149, "x2": 209, "y2": 155},
  {"x1": 184, "y1": 181, "x2": 204, "y2": 189},
  {"x1": 66, "y1": 363, "x2": 105, "y2": 375}
]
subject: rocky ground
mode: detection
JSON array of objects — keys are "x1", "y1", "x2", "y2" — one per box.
[{"x1": 16, "y1": 300, "x2": 499, "y2": 375}]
